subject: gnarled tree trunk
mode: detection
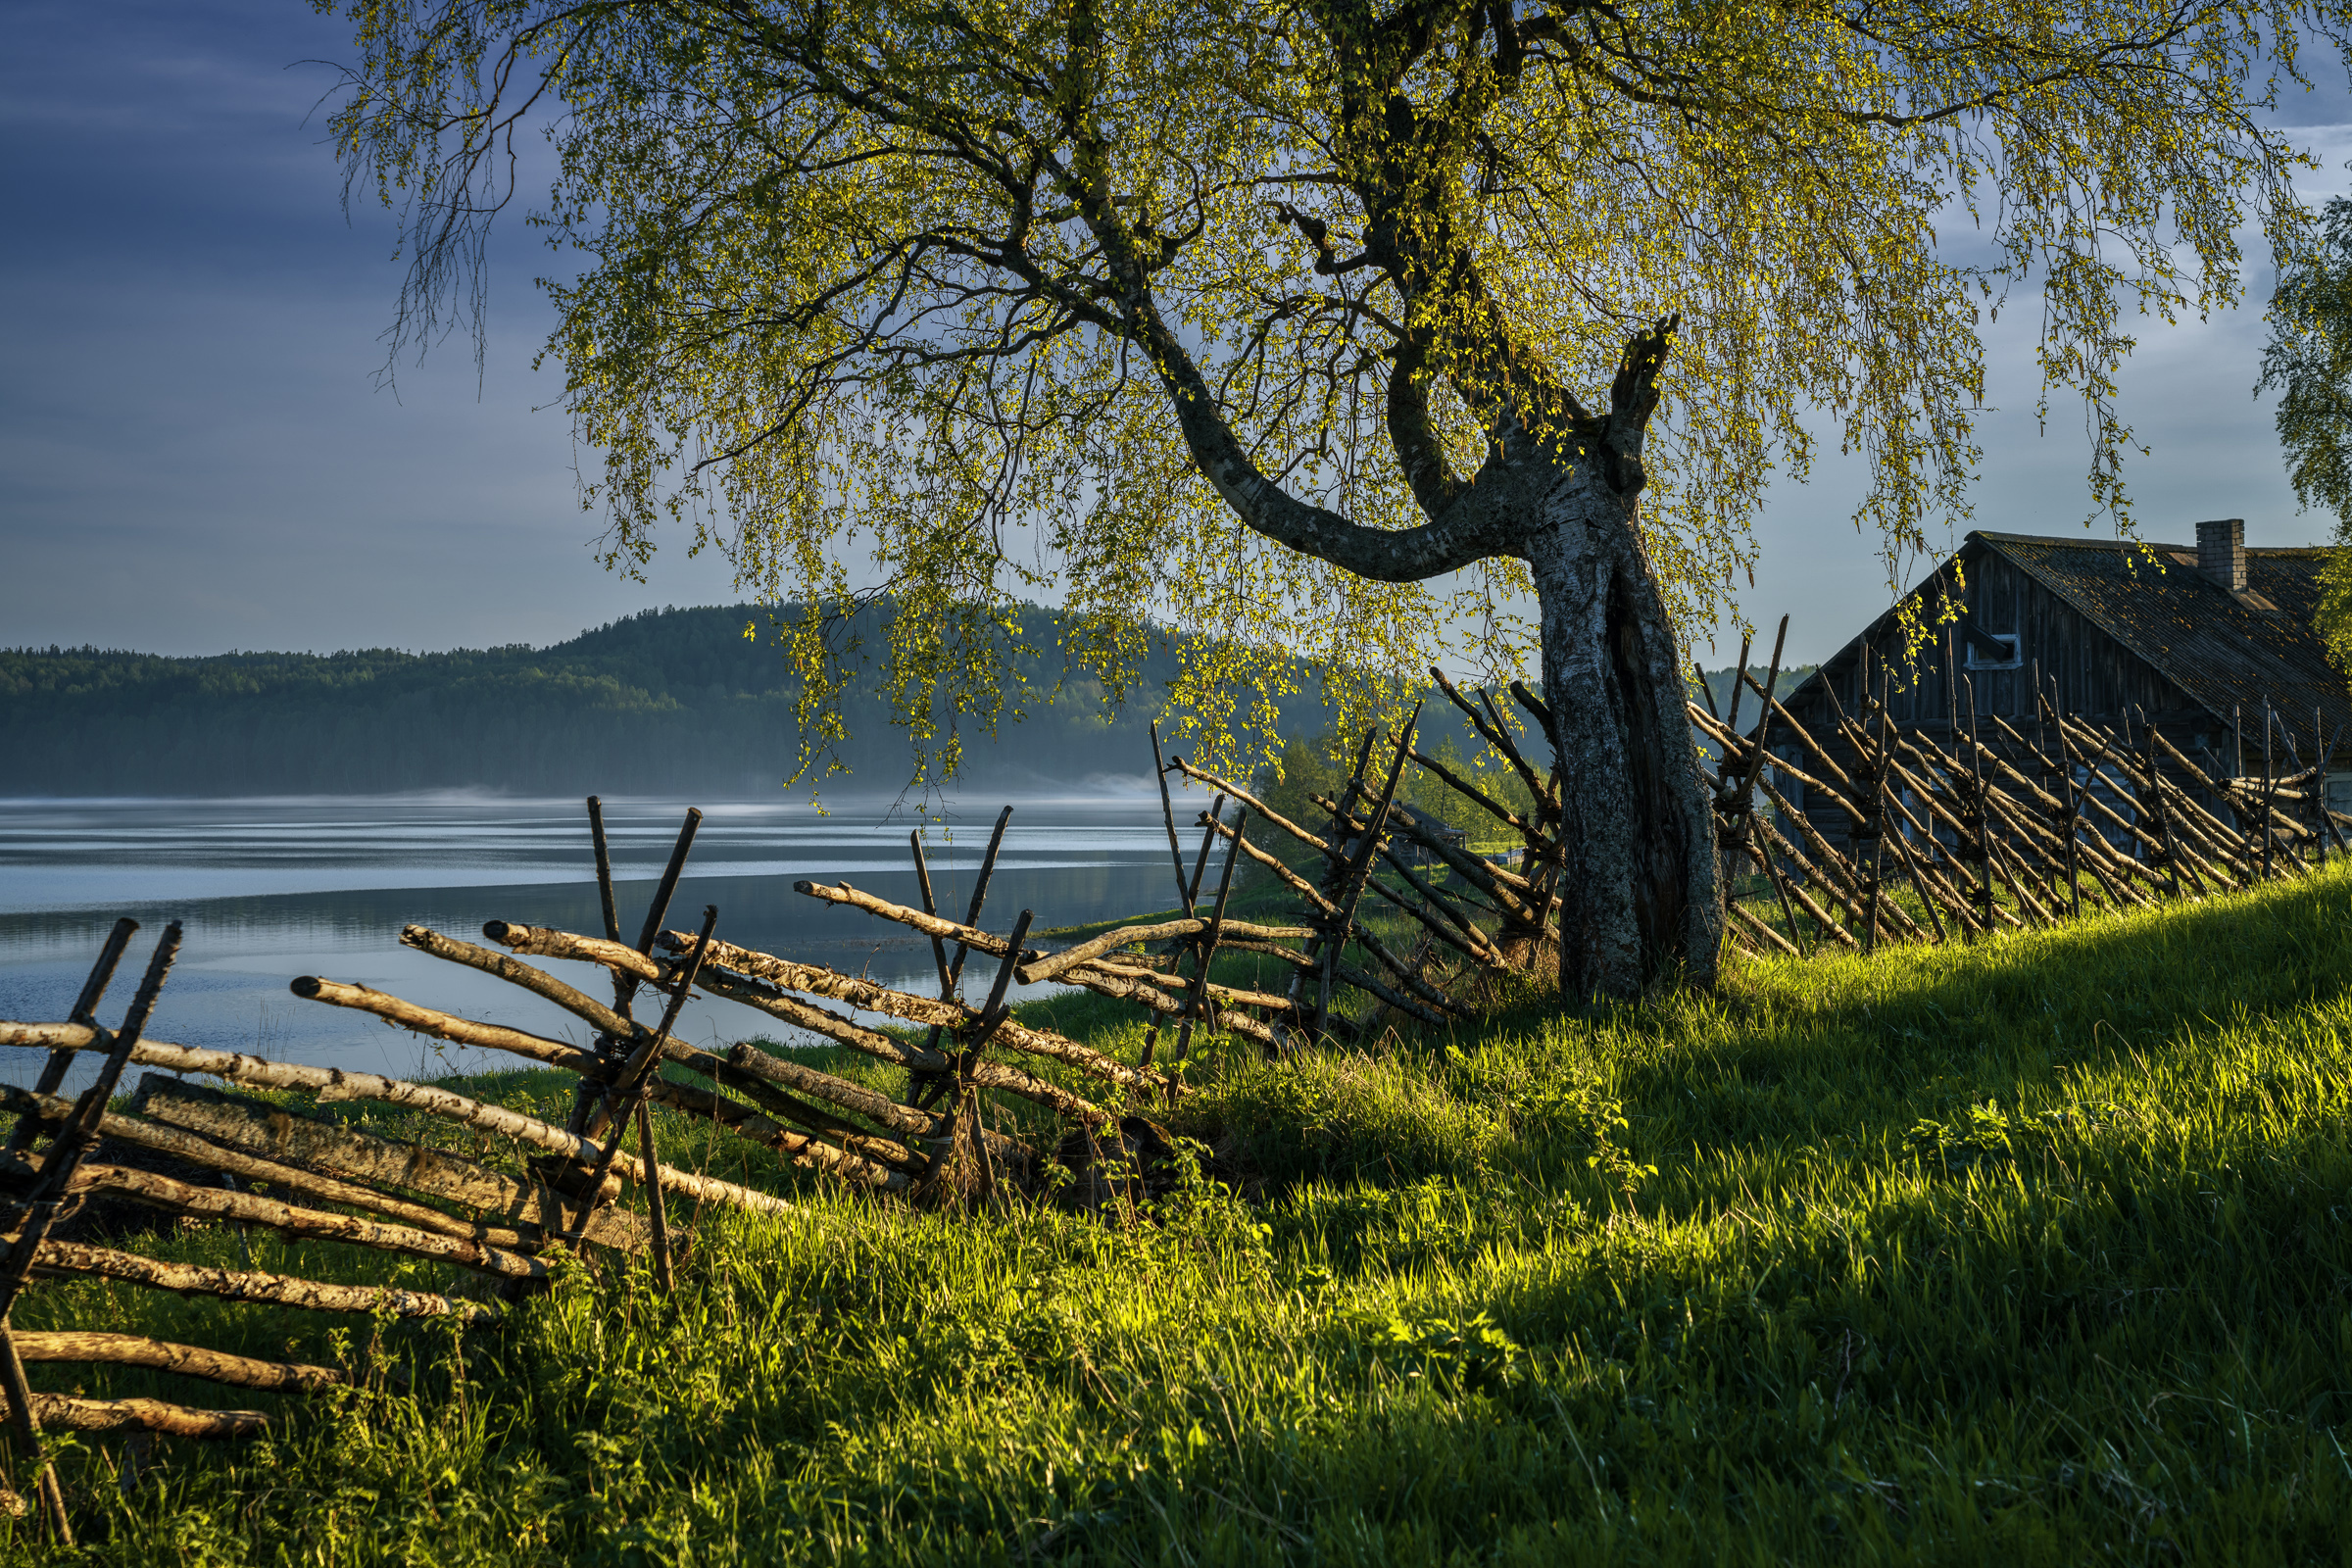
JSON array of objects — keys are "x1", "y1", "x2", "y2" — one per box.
[{"x1": 1528, "y1": 466, "x2": 1722, "y2": 1002}]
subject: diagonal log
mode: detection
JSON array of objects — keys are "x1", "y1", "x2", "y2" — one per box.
[
  {"x1": 642, "y1": 1079, "x2": 911, "y2": 1191},
  {"x1": 292, "y1": 978, "x2": 603, "y2": 1074},
  {"x1": 3, "y1": 1030, "x2": 790, "y2": 1217},
  {"x1": 721, "y1": 1044, "x2": 1028, "y2": 1166},
  {"x1": 1163, "y1": 756, "x2": 1340, "y2": 860},
  {"x1": 1693, "y1": 705, "x2": 1868, "y2": 829},
  {"x1": 1363, "y1": 876, "x2": 1499, "y2": 969},
  {"x1": 130, "y1": 1077, "x2": 645, "y2": 1252},
  {"x1": 299, "y1": 961, "x2": 908, "y2": 1165},
  {"x1": 1742, "y1": 808, "x2": 1862, "y2": 948},
  {"x1": 1751, "y1": 775, "x2": 1927, "y2": 942},
  {"x1": 1428, "y1": 668, "x2": 1554, "y2": 820},
  {"x1": 1728, "y1": 902, "x2": 1801, "y2": 957},
  {"x1": 1, "y1": 1085, "x2": 531, "y2": 1249},
  {"x1": 688, "y1": 976, "x2": 1107, "y2": 1124},
  {"x1": 11, "y1": 1331, "x2": 346, "y2": 1395},
  {"x1": 1736, "y1": 672, "x2": 1863, "y2": 794},
  {"x1": 723, "y1": 1044, "x2": 944, "y2": 1140},
  {"x1": 0, "y1": 1389, "x2": 267, "y2": 1440},
  {"x1": 1338, "y1": 800, "x2": 1550, "y2": 929},
  {"x1": 785, "y1": 882, "x2": 1312, "y2": 986},
  {"x1": 29, "y1": 1239, "x2": 498, "y2": 1321},
  {"x1": 399, "y1": 924, "x2": 633, "y2": 1038},
  {"x1": 665, "y1": 933, "x2": 1169, "y2": 1098},
  {"x1": 1406, "y1": 748, "x2": 1544, "y2": 841},
  {"x1": 1369, "y1": 841, "x2": 1508, "y2": 965},
  {"x1": 1203, "y1": 815, "x2": 1341, "y2": 912},
  {"x1": 58, "y1": 1165, "x2": 546, "y2": 1280},
  {"x1": 479, "y1": 922, "x2": 661, "y2": 982},
  {"x1": 1072, "y1": 958, "x2": 1298, "y2": 1014}
]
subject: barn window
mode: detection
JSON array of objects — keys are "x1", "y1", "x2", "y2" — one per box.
[
  {"x1": 2328, "y1": 772, "x2": 2352, "y2": 823},
  {"x1": 1963, "y1": 632, "x2": 2021, "y2": 670}
]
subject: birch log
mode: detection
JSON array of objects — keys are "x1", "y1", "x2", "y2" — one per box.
[
  {"x1": 2, "y1": 1084, "x2": 531, "y2": 1249},
  {"x1": 11, "y1": 1332, "x2": 345, "y2": 1394},
  {"x1": 131, "y1": 1077, "x2": 647, "y2": 1252},
  {"x1": 0, "y1": 1389, "x2": 267, "y2": 1440},
  {"x1": 2, "y1": 1028, "x2": 789, "y2": 1217},
  {"x1": 29, "y1": 1240, "x2": 500, "y2": 1322},
  {"x1": 61, "y1": 1165, "x2": 547, "y2": 1280}
]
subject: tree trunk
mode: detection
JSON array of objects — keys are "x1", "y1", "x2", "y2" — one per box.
[{"x1": 1527, "y1": 459, "x2": 1723, "y2": 1002}]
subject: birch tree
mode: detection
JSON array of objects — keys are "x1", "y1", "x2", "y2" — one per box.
[{"x1": 324, "y1": 0, "x2": 2325, "y2": 999}]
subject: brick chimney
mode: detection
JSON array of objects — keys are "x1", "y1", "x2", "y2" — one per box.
[{"x1": 2196, "y1": 517, "x2": 2246, "y2": 593}]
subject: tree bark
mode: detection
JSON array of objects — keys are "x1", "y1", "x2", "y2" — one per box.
[{"x1": 1523, "y1": 331, "x2": 1724, "y2": 1001}]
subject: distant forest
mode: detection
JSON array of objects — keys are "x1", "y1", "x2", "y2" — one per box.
[
  {"x1": 0, "y1": 605, "x2": 1222, "y2": 798},
  {"x1": 0, "y1": 604, "x2": 1526, "y2": 800},
  {"x1": 2, "y1": 604, "x2": 1796, "y2": 801}
]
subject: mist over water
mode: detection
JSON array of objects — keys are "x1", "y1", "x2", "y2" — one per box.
[{"x1": 0, "y1": 791, "x2": 1195, "y2": 1092}]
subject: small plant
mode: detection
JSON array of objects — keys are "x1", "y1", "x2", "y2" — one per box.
[
  {"x1": 1373, "y1": 1310, "x2": 1527, "y2": 1396},
  {"x1": 1503, "y1": 1068, "x2": 1657, "y2": 1202},
  {"x1": 1904, "y1": 1100, "x2": 2017, "y2": 1169}
]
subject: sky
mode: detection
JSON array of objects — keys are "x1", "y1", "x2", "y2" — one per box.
[{"x1": 6, "y1": 2, "x2": 2352, "y2": 667}]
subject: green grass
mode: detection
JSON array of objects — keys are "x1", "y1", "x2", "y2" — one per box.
[{"x1": 12, "y1": 866, "x2": 2352, "y2": 1562}]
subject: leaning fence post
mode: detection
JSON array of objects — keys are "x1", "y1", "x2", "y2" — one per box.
[
  {"x1": 4, "y1": 916, "x2": 134, "y2": 1156},
  {"x1": 2261, "y1": 702, "x2": 2276, "y2": 882},
  {"x1": 0, "y1": 922, "x2": 181, "y2": 1544},
  {"x1": 1170, "y1": 818, "x2": 1247, "y2": 1075},
  {"x1": 2135, "y1": 707, "x2": 2182, "y2": 900},
  {"x1": 1954, "y1": 676, "x2": 1986, "y2": 929},
  {"x1": 1310, "y1": 715, "x2": 1418, "y2": 1036},
  {"x1": 910, "y1": 806, "x2": 1014, "y2": 1109},
  {"x1": 2316, "y1": 706, "x2": 2332, "y2": 867},
  {"x1": 1859, "y1": 649, "x2": 1891, "y2": 954},
  {"x1": 1140, "y1": 801, "x2": 1228, "y2": 1065},
  {"x1": 565, "y1": 906, "x2": 718, "y2": 1239},
  {"x1": 1150, "y1": 721, "x2": 1198, "y2": 918}
]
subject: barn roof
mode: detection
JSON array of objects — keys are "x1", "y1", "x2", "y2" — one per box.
[{"x1": 1968, "y1": 531, "x2": 2352, "y2": 733}]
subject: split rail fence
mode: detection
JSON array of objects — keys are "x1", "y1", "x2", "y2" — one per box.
[
  {"x1": 9, "y1": 619, "x2": 2336, "y2": 1536},
  {"x1": 1690, "y1": 620, "x2": 2351, "y2": 958}
]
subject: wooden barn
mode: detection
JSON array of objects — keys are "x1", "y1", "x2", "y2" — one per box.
[{"x1": 1772, "y1": 519, "x2": 2352, "y2": 847}]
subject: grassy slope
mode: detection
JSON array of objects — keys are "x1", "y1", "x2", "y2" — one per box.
[{"x1": 13, "y1": 867, "x2": 2352, "y2": 1563}]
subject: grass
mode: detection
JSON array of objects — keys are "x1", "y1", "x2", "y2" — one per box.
[{"x1": 11, "y1": 863, "x2": 2352, "y2": 1562}]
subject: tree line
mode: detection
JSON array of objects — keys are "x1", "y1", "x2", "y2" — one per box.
[
  {"x1": 2, "y1": 603, "x2": 1520, "y2": 800},
  {"x1": 1, "y1": 605, "x2": 1180, "y2": 797}
]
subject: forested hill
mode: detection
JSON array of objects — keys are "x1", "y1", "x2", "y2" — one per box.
[{"x1": 0, "y1": 605, "x2": 1256, "y2": 798}]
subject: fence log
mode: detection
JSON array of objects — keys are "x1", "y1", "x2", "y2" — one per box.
[
  {"x1": 58, "y1": 1165, "x2": 547, "y2": 1280},
  {"x1": 0, "y1": 1389, "x2": 267, "y2": 1440},
  {"x1": 641, "y1": 1080, "x2": 911, "y2": 1191},
  {"x1": 1, "y1": 1085, "x2": 532, "y2": 1249},
  {"x1": 688, "y1": 975, "x2": 1108, "y2": 1124},
  {"x1": 129, "y1": 1078, "x2": 646, "y2": 1251},
  {"x1": 3, "y1": 1033, "x2": 789, "y2": 1217},
  {"x1": 10, "y1": 1331, "x2": 346, "y2": 1395},
  {"x1": 667, "y1": 933, "x2": 1168, "y2": 1098},
  {"x1": 291, "y1": 978, "x2": 604, "y2": 1075},
  {"x1": 30, "y1": 1240, "x2": 499, "y2": 1321}
]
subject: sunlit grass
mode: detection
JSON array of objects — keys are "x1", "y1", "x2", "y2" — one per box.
[{"x1": 12, "y1": 866, "x2": 2352, "y2": 1561}]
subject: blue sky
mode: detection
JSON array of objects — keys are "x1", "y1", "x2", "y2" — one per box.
[{"x1": 6, "y1": 1, "x2": 2352, "y2": 665}]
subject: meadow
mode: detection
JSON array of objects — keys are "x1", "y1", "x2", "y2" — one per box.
[{"x1": 9, "y1": 861, "x2": 2352, "y2": 1563}]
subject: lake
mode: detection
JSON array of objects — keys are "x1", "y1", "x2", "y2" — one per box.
[{"x1": 0, "y1": 791, "x2": 1201, "y2": 1092}]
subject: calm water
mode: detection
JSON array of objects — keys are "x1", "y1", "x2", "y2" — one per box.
[{"x1": 0, "y1": 792, "x2": 1198, "y2": 1091}]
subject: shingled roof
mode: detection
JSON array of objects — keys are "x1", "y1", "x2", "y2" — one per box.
[{"x1": 1968, "y1": 531, "x2": 2352, "y2": 733}]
